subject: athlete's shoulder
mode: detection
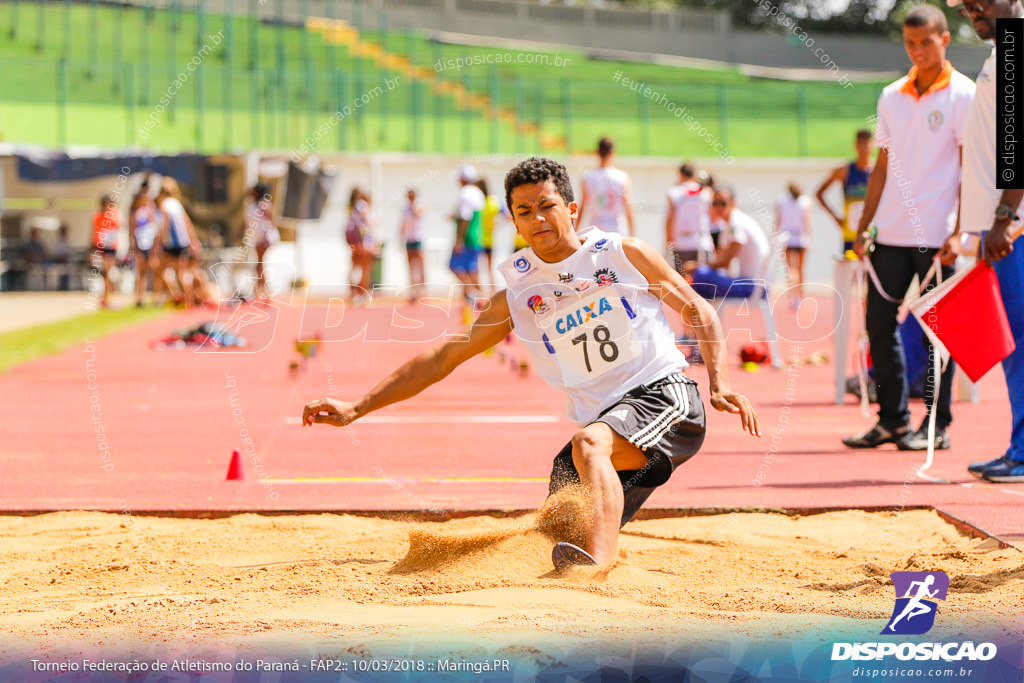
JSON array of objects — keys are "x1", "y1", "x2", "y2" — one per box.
[
  {"x1": 620, "y1": 235, "x2": 659, "y2": 266},
  {"x1": 879, "y1": 76, "x2": 910, "y2": 100}
]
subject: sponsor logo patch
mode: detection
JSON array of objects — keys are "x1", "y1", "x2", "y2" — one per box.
[
  {"x1": 527, "y1": 295, "x2": 550, "y2": 314},
  {"x1": 594, "y1": 268, "x2": 618, "y2": 285}
]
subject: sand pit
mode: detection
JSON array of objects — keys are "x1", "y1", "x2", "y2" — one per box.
[{"x1": 0, "y1": 508, "x2": 1020, "y2": 661}]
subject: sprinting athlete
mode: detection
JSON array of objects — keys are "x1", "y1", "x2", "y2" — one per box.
[
  {"x1": 303, "y1": 157, "x2": 759, "y2": 569},
  {"x1": 578, "y1": 137, "x2": 635, "y2": 237},
  {"x1": 816, "y1": 129, "x2": 874, "y2": 253}
]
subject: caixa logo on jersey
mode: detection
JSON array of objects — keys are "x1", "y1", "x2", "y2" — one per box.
[{"x1": 555, "y1": 297, "x2": 614, "y2": 334}]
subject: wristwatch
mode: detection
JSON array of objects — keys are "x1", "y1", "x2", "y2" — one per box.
[{"x1": 995, "y1": 203, "x2": 1020, "y2": 221}]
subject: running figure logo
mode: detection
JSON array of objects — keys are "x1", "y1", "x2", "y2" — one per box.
[{"x1": 882, "y1": 571, "x2": 949, "y2": 635}]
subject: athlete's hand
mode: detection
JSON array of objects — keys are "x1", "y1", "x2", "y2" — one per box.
[
  {"x1": 710, "y1": 389, "x2": 761, "y2": 437},
  {"x1": 937, "y1": 233, "x2": 961, "y2": 266},
  {"x1": 302, "y1": 398, "x2": 359, "y2": 427}
]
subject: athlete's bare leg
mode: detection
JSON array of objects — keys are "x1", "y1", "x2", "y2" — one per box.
[
  {"x1": 786, "y1": 248, "x2": 805, "y2": 306},
  {"x1": 571, "y1": 422, "x2": 649, "y2": 564}
]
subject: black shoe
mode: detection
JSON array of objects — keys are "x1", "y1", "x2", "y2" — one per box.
[
  {"x1": 968, "y1": 455, "x2": 1013, "y2": 478},
  {"x1": 842, "y1": 423, "x2": 910, "y2": 449},
  {"x1": 897, "y1": 426, "x2": 951, "y2": 451}
]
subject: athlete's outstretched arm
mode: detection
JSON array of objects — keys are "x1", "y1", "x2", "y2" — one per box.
[
  {"x1": 302, "y1": 292, "x2": 513, "y2": 427},
  {"x1": 622, "y1": 238, "x2": 760, "y2": 437}
]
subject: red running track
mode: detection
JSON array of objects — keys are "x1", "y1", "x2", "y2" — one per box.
[{"x1": 1, "y1": 294, "x2": 1021, "y2": 546}]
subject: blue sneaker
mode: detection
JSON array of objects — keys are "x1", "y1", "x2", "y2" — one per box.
[
  {"x1": 982, "y1": 458, "x2": 1024, "y2": 483},
  {"x1": 551, "y1": 542, "x2": 597, "y2": 570},
  {"x1": 967, "y1": 456, "x2": 1013, "y2": 478}
]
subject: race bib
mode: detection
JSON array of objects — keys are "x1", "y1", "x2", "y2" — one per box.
[{"x1": 541, "y1": 288, "x2": 641, "y2": 388}]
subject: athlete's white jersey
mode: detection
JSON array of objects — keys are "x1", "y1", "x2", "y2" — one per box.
[
  {"x1": 582, "y1": 167, "x2": 630, "y2": 234},
  {"x1": 500, "y1": 229, "x2": 688, "y2": 425},
  {"x1": 667, "y1": 180, "x2": 712, "y2": 251}
]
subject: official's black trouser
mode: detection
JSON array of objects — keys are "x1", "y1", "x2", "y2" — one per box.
[{"x1": 866, "y1": 244, "x2": 955, "y2": 430}]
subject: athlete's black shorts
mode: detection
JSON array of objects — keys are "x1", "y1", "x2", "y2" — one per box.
[
  {"x1": 163, "y1": 245, "x2": 188, "y2": 258},
  {"x1": 547, "y1": 372, "x2": 706, "y2": 526}
]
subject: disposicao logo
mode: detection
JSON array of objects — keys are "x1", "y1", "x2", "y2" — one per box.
[
  {"x1": 883, "y1": 571, "x2": 948, "y2": 635},
  {"x1": 831, "y1": 570, "x2": 998, "y2": 663}
]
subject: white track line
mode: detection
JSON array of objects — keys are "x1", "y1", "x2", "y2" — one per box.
[
  {"x1": 284, "y1": 415, "x2": 560, "y2": 425},
  {"x1": 262, "y1": 476, "x2": 548, "y2": 484}
]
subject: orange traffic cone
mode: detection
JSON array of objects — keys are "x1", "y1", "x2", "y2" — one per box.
[{"x1": 226, "y1": 450, "x2": 246, "y2": 481}]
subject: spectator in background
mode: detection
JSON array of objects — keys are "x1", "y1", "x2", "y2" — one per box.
[
  {"x1": 247, "y1": 184, "x2": 280, "y2": 300},
  {"x1": 52, "y1": 225, "x2": 72, "y2": 291},
  {"x1": 401, "y1": 187, "x2": 426, "y2": 303},
  {"x1": 816, "y1": 129, "x2": 874, "y2": 255},
  {"x1": 477, "y1": 177, "x2": 502, "y2": 293},
  {"x1": 92, "y1": 194, "x2": 121, "y2": 309},
  {"x1": 449, "y1": 165, "x2": 485, "y2": 302},
  {"x1": 24, "y1": 228, "x2": 48, "y2": 266},
  {"x1": 578, "y1": 137, "x2": 635, "y2": 237},
  {"x1": 697, "y1": 170, "x2": 722, "y2": 249},
  {"x1": 665, "y1": 162, "x2": 712, "y2": 276},
  {"x1": 156, "y1": 178, "x2": 200, "y2": 308},
  {"x1": 683, "y1": 187, "x2": 770, "y2": 300},
  {"x1": 345, "y1": 187, "x2": 375, "y2": 304},
  {"x1": 130, "y1": 179, "x2": 158, "y2": 307},
  {"x1": 776, "y1": 182, "x2": 813, "y2": 309}
]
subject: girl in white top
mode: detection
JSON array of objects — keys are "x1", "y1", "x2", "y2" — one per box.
[
  {"x1": 246, "y1": 184, "x2": 279, "y2": 299},
  {"x1": 578, "y1": 137, "x2": 635, "y2": 237},
  {"x1": 402, "y1": 187, "x2": 426, "y2": 302},
  {"x1": 156, "y1": 177, "x2": 201, "y2": 307},
  {"x1": 130, "y1": 181, "x2": 158, "y2": 307},
  {"x1": 665, "y1": 164, "x2": 713, "y2": 272},
  {"x1": 775, "y1": 183, "x2": 813, "y2": 308}
]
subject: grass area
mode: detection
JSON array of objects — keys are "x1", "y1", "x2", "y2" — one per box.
[
  {"x1": 0, "y1": 2, "x2": 890, "y2": 157},
  {"x1": 0, "y1": 305, "x2": 171, "y2": 374}
]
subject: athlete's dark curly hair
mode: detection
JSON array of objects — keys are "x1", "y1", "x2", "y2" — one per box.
[{"x1": 504, "y1": 157, "x2": 574, "y2": 213}]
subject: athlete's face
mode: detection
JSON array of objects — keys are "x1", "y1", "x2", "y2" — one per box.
[
  {"x1": 902, "y1": 24, "x2": 949, "y2": 74},
  {"x1": 510, "y1": 180, "x2": 578, "y2": 252},
  {"x1": 710, "y1": 191, "x2": 733, "y2": 221},
  {"x1": 855, "y1": 136, "x2": 872, "y2": 159}
]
